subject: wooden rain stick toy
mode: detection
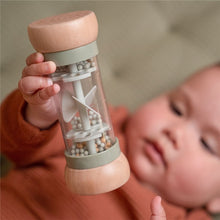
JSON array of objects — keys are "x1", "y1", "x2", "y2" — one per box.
[{"x1": 28, "y1": 11, "x2": 130, "y2": 195}]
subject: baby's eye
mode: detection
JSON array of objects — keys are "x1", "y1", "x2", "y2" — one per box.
[
  {"x1": 170, "y1": 102, "x2": 183, "y2": 116},
  {"x1": 200, "y1": 138, "x2": 215, "y2": 155}
]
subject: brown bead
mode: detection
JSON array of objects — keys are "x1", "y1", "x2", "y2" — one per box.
[
  {"x1": 101, "y1": 137, "x2": 106, "y2": 143},
  {"x1": 106, "y1": 142, "x2": 111, "y2": 148},
  {"x1": 77, "y1": 143, "x2": 84, "y2": 149}
]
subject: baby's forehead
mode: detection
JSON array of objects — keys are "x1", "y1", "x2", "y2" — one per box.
[
  {"x1": 172, "y1": 67, "x2": 220, "y2": 126},
  {"x1": 183, "y1": 72, "x2": 220, "y2": 104},
  {"x1": 182, "y1": 66, "x2": 220, "y2": 91}
]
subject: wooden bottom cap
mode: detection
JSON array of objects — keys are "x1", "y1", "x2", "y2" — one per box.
[{"x1": 65, "y1": 153, "x2": 130, "y2": 195}]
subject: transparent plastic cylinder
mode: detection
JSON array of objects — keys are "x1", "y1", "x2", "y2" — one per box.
[{"x1": 51, "y1": 56, "x2": 116, "y2": 160}]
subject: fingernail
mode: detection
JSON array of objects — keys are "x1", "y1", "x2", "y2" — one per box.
[
  {"x1": 157, "y1": 196, "x2": 162, "y2": 205},
  {"x1": 36, "y1": 52, "x2": 44, "y2": 61},
  {"x1": 47, "y1": 78, "x2": 53, "y2": 86},
  {"x1": 47, "y1": 61, "x2": 56, "y2": 72},
  {"x1": 45, "y1": 62, "x2": 51, "y2": 72}
]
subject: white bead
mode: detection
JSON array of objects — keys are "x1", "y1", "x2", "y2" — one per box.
[
  {"x1": 89, "y1": 111, "x2": 94, "y2": 115},
  {"x1": 99, "y1": 147, "x2": 104, "y2": 152},
  {"x1": 73, "y1": 124, "x2": 77, "y2": 129},
  {"x1": 96, "y1": 140, "x2": 101, "y2": 145},
  {"x1": 72, "y1": 144, "x2": 76, "y2": 149},
  {"x1": 84, "y1": 151, "x2": 89, "y2": 156},
  {"x1": 84, "y1": 63, "x2": 90, "y2": 69},
  {"x1": 91, "y1": 120, "x2": 96, "y2": 125},
  {"x1": 77, "y1": 64, "x2": 83, "y2": 70}
]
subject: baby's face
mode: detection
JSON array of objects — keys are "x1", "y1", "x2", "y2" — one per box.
[{"x1": 126, "y1": 66, "x2": 220, "y2": 208}]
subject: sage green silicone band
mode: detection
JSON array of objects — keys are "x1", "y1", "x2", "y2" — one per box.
[
  {"x1": 65, "y1": 138, "x2": 121, "y2": 169},
  {"x1": 44, "y1": 41, "x2": 99, "y2": 66}
]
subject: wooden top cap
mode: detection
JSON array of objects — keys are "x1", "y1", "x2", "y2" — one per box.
[{"x1": 28, "y1": 11, "x2": 98, "y2": 53}]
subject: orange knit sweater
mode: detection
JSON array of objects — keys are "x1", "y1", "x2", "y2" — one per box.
[{"x1": 1, "y1": 90, "x2": 211, "y2": 220}]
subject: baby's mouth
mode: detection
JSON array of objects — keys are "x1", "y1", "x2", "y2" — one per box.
[{"x1": 143, "y1": 139, "x2": 167, "y2": 167}]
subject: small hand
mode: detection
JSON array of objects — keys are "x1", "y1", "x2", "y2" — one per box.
[
  {"x1": 18, "y1": 52, "x2": 60, "y2": 129},
  {"x1": 150, "y1": 196, "x2": 166, "y2": 220}
]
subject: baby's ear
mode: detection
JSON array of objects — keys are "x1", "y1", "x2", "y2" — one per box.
[{"x1": 206, "y1": 197, "x2": 220, "y2": 214}]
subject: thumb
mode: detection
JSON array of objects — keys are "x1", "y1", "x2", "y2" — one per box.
[{"x1": 150, "y1": 196, "x2": 166, "y2": 220}]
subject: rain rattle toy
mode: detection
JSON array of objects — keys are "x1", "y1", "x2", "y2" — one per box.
[{"x1": 28, "y1": 11, "x2": 130, "y2": 195}]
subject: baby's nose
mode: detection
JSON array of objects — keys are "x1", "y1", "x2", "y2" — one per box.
[
  {"x1": 162, "y1": 121, "x2": 197, "y2": 150},
  {"x1": 163, "y1": 129, "x2": 178, "y2": 149}
]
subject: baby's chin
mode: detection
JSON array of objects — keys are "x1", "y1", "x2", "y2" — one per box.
[{"x1": 154, "y1": 185, "x2": 209, "y2": 209}]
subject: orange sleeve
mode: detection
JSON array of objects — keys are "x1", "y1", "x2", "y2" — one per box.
[{"x1": 0, "y1": 90, "x2": 65, "y2": 167}]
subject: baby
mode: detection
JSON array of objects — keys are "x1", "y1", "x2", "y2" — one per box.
[
  {"x1": 20, "y1": 52, "x2": 220, "y2": 211},
  {"x1": 1, "y1": 51, "x2": 220, "y2": 219},
  {"x1": 126, "y1": 63, "x2": 220, "y2": 212}
]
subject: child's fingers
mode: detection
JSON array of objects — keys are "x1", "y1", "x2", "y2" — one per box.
[
  {"x1": 18, "y1": 76, "x2": 53, "y2": 95},
  {"x1": 21, "y1": 84, "x2": 60, "y2": 105},
  {"x1": 22, "y1": 61, "x2": 56, "y2": 77},
  {"x1": 26, "y1": 52, "x2": 44, "y2": 66},
  {"x1": 150, "y1": 196, "x2": 166, "y2": 220},
  {"x1": 30, "y1": 84, "x2": 60, "y2": 104}
]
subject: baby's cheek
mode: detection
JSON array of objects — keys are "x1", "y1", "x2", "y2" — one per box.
[
  {"x1": 134, "y1": 104, "x2": 169, "y2": 135},
  {"x1": 168, "y1": 159, "x2": 211, "y2": 199}
]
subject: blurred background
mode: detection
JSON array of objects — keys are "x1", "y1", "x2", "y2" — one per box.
[{"x1": 1, "y1": 1, "x2": 220, "y2": 111}]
